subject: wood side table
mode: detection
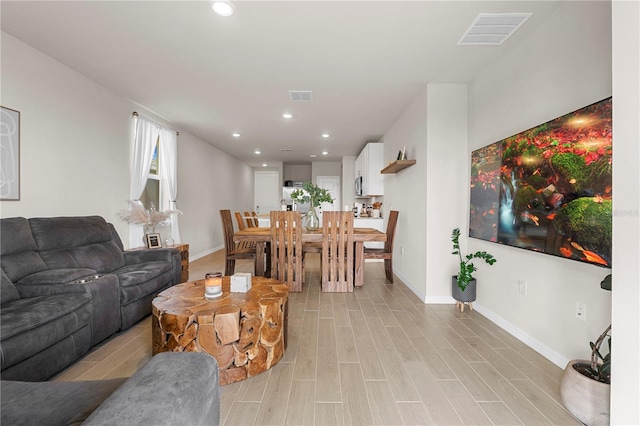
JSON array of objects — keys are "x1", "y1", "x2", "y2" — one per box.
[
  {"x1": 167, "y1": 243, "x2": 189, "y2": 282},
  {"x1": 151, "y1": 276, "x2": 288, "y2": 385}
]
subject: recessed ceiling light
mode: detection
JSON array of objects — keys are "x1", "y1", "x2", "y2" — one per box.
[
  {"x1": 262, "y1": 163, "x2": 268, "y2": 167},
  {"x1": 322, "y1": 151, "x2": 329, "y2": 155},
  {"x1": 232, "y1": 133, "x2": 240, "y2": 137},
  {"x1": 322, "y1": 133, "x2": 330, "y2": 138},
  {"x1": 309, "y1": 154, "x2": 317, "y2": 158},
  {"x1": 211, "y1": 1, "x2": 234, "y2": 17},
  {"x1": 254, "y1": 150, "x2": 261, "y2": 155},
  {"x1": 282, "y1": 113, "x2": 293, "y2": 119}
]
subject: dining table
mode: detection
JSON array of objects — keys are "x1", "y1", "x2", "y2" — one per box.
[{"x1": 234, "y1": 227, "x2": 387, "y2": 288}]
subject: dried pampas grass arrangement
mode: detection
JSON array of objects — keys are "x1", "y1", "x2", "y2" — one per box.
[{"x1": 119, "y1": 200, "x2": 182, "y2": 230}]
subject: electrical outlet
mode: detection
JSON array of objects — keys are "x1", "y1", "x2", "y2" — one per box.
[
  {"x1": 576, "y1": 302, "x2": 587, "y2": 321},
  {"x1": 518, "y1": 279, "x2": 527, "y2": 295}
]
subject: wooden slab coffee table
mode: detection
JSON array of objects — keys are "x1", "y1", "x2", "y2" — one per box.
[{"x1": 151, "y1": 276, "x2": 288, "y2": 385}]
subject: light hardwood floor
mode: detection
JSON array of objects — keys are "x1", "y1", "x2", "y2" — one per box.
[{"x1": 55, "y1": 250, "x2": 579, "y2": 425}]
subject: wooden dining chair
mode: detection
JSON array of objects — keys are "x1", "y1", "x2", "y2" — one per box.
[
  {"x1": 243, "y1": 211, "x2": 255, "y2": 228},
  {"x1": 251, "y1": 211, "x2": 260, "y2": 227},
  {"x1": 220, "y1": 210, "x2": 257, "y2": 276},
  {"x1": 364, "y1": 210, "x2": 399, "y2": 283},
  {"x1": 235, "y1": 212, "x2": 246, "y2": 230},
  {"x1": 270, "y1": 211, "x2": 304, "y2": 292},
  {"x1": 321, "y1": 211, "x2": 354, "y2": 292}
]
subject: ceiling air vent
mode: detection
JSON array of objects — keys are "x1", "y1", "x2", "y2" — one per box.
[
  {"x1": 288, "y1": 90, "x2": 313, "y2": 101},
  {"x1": 458, "y1": 13, "x2": 532, "y2": 46}
]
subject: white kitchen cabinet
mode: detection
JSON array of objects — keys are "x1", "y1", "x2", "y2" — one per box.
[{"x1": 355, "y1": 142, "x2": 383, "y2": 197}]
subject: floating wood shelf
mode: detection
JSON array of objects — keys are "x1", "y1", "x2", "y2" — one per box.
[{"x1": 380, "y1": 159, "x2": 416, "y2": 174}]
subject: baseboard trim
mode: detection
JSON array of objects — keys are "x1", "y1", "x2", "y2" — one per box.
[
  {"x1": 393, "y1": 270, "x2": 427, "y2": 302},
  {"x1": 404, "y1": 276, "x2": 569, "y2": 369},
  {"x1": 473, "y1": 302, "x2": 569, "y2": 369},
  {"x1": 190, "y1": 245, "x2": 223, "y2": 262}
]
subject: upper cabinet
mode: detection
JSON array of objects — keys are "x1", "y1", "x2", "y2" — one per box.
[{"x1": 355, "y1": 143, "x2": 384, "y2": 197}]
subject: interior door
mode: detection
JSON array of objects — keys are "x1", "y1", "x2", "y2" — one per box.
[
  {"x1": 254, "y1": 171, "x2": 280, "y2": 215},
  {"x1": 316, "y1": 176, "x2": 341, "y2": 211}
]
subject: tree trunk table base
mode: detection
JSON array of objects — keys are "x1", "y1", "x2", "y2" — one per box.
[{"x1": 152, "y1": 276, "x2": 288, "y2": 385}]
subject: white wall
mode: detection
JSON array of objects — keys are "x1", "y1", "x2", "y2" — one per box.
[
  {"x1": 467, "y1": 1, "x2": 612, "y2": 368},
  {"x1": 311, "y1": 161, "x2": 341, "y2": 183},
  {"x1": 611, "y1": 1, "x2": 640, "y2": 423},
  {"x1": 425, "y1": 84, "x2": 468, "y2": 301},
  {"x1": 382, "y1": 90, "x2": 428, "y2": 299},
  {"x1": 0, "y1": 32, "x2": 254, "y2": 258},
  {"x1": 382, "y1": 85, "x2": 468, "y2": 302},
  {"x1": 0, "y1": 32, "x2": 131, "y2": 228}
]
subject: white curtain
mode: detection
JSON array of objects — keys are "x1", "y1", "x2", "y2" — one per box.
[
  {"x1": 158, "y1": 127, "x2": 181, "y2": 243},
  {"x1": 129, "y1": 116, "x2": 159, "y2": 248}
]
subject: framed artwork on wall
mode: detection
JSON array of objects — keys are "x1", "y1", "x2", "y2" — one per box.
[
  {"x1": 1, "y1": 106, "x2": 21, "y2": 201},
  {"x1": 469, "y1": 97, "x2": 612, "y2": 268}
]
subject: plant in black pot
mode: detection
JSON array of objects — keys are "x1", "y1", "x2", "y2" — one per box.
[
  {"x1": 451, "y1": 227, "x2": 497, "y2": 312},
  {"x1": 560, "y1": 273, "x2": 611, "y2": 425}
]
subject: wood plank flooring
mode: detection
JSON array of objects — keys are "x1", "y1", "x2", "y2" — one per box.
[{"x1": 55, "y1": 250, "x2": 579, "y2": 425}]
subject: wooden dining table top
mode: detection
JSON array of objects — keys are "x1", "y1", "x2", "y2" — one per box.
[{"x1": 234, "y1": 226, "x2": 386, "y2": 243}]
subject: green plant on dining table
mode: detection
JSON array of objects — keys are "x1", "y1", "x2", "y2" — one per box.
[{"x1": 290, "y1": 182, "x2": 334, "y2": 208}]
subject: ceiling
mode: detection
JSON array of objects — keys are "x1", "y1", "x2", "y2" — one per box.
[{"x1": 1, "y1": 1, "x2": 562, "y2": 167}]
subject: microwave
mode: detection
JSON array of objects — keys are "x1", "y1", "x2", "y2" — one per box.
[{"x1": 355, "y1": 176, "x2": 363, "y2": 196}]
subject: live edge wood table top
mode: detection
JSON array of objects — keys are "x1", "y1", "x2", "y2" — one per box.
[
  {"x1": 151, "y1": 276, "x2": 288, "y2": 385},
  {"x1": 234, "y1": 227, "x2": 386, "y2": 289}
]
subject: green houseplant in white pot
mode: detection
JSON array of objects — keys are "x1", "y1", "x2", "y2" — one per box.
[
  {"x1": 560, "y1": 273, "x2": 611, "y2": 425},
  {"x1": 451, "y1": 227, "x2": 497, "y2": 312}
]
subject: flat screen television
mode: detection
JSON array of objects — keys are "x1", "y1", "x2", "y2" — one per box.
[{"x1": 469, "y1": 97, "x2": 612, "y2": 267}]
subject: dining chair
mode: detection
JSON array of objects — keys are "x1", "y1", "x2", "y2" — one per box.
[
  {"x1": 243, "y1": 211, "x2": 256, "y2": 228},
  {"x1": 364, "y1": 210, "x2": 399, "y2": 283},
  {"x1": 220, "y1": 210, "x2": 257, "y2": 276},
  {"x1": 321, "y1": 211, "x2": 354, "y2": 292},
  {"x1": 251, "y1": 211, "x2": 260, "y2": 227},
  {"x1": 235, "y1": 212, "x2": 246, "y2": 230},
  {"x1": 270, "y1": 211, "x2": 304, "y2": 292}
]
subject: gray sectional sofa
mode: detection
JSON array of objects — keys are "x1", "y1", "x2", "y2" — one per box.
[
  {"x1": 0, "y1": 215, "x2": 182, "y2": 381},
  {"x1": 2, "y1": 352, "x2": 220, "y2": 426}
]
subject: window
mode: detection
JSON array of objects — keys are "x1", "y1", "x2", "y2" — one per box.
[{"x1": 140, "y1": 143, "x2": 161, "y2": 210}]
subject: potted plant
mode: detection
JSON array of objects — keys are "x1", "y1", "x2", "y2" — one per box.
[
  {"x1": 560, "y1": 274, "x2": 611, "y2": 425},
  {"x1": 451, "y1": 227, "x2": 497, "y2": 312},
  {"x1": 290, "y1": 182, "x2": 334, "y2": 230}
]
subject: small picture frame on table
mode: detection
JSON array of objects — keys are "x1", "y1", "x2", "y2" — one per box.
[{"x1": 145, "y1": 233, "x2": 162, "y2": 249}]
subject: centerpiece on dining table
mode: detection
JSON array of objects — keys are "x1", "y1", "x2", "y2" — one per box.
[{"x1": 290, "y1": 182, "x2": 334, "y2": 230}]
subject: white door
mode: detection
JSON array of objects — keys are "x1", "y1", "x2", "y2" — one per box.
[
  {"x1": 254, "y1": 171, "x2": 280, "y2": 215},
  {"x1": 316, "y1": 176, "x2": 341, "y2": 211}
]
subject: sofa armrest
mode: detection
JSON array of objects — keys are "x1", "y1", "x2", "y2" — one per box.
[
  {"x1": 16, "y1": 282, "x2": 92, "y2": 298},
  {"x1": 124, "y1": 247, "x2": 178, "y2": 265},
  {"x1": 83, "y1": 352, "x2": 220, "y2": 426}
]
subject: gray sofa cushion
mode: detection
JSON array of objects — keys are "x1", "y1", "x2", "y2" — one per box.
[
  {"x1": 30, "y1": 216, "x2": 125, "y2": 273},
  {"x1": 0, "y1": 217, "x2": 48, "y2": 282},
  {"x1": 0, "y1": 293, "x2": 92, "y2": 371},
  {"x1": 1, "y1": 378, "x2": 126, "y2": 426},
  {"x1": 16, "y1": 268, "x2": 97, "y2": 285},
  {"x1": 84, "y1": 352, "x2": 220, "y2": 426},
  {"x1": 115, "y1": 261, "x2": 174, "y2": 305},
  {"x1": 1, "y1": 270, "x2": 20, "y2": 306}
]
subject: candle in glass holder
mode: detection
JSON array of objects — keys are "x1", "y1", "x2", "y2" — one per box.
[{"x1": 204, "y1": 272, "x2": 222, "y2": 299}]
